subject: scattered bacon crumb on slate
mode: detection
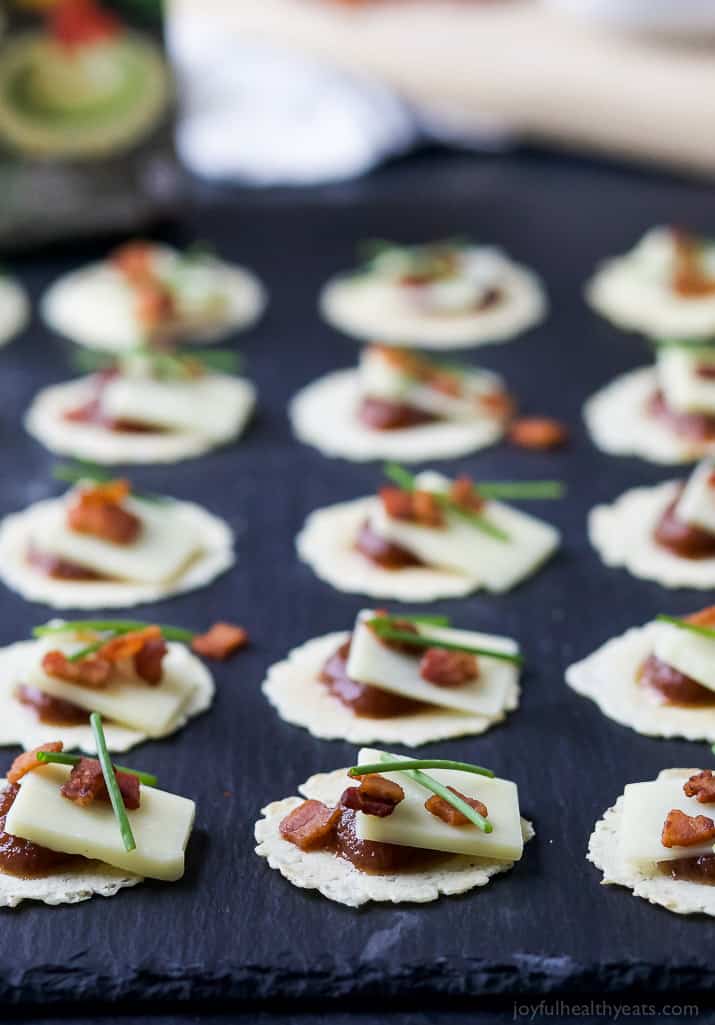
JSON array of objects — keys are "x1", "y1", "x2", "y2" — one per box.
[
  {"x1": 449, "y1": 476, "x2": 485, "y2": 513},
  {"x1": 191, "y1": 623, "x2": 249, "y2": 660},
  {"x1": 279, "y1": 799, "x2": 341, "y2": 851},
  {"x1": 379, "y1": 486, "x2": 444, "y2": 527},
  {"x1": 685, "y1": 606, "x2": 715, "y2": 627},
  {"x1": 42, "y1": 650, "x2": 112, "y2": 689},
  {"x1": 508, "y1": 417, "x2": 569, "y2": 450},
  {"x1": 661, "y1": 808, "x2": 715, "y2": 848},
  {"x1": 425, "y1": 786, "x2": 488, "y2": 827},
  {"x1": 683, "y1": 771, "x2": 715, "y2": 804},
  {"x1": 341, "y1": 774, "x2": 405, "y2": 817},
  {"x1": 7, "y1": 742, "x2": 63, "y2": 784},
  {"x1": 67, "y1": 480, "x2": 141, "y2": 545},
  {"x1": 420, "y1": 648, "x2": 479, "y2": 687},
  {"x1": 60, "y1": 757, "x2": 140, "y2": 810}
]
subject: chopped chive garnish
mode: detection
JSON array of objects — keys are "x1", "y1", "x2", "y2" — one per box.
[
  {"x1": 90, "y1": 713, "x2": 136, "y2": 853},
  {"x1": 657, "y1": 614, "x2": 715, "y2": 641},
  {"x1": 68, "y1": 641, "x2": 104, "y2": 663},
  {"x1": 34, "y1": 620, "x2": 195, "y2": 643},
  {"x1": 368, "y1": 617, "x2": 523, "y2": 665},
  {"x1": 395, "y1": 614, "x2": 451, "y2": 626},
  {"x1": 474, "y1": 481, "x2": 565, "y2": 500},
  {"x1": 35, "y1": 750, "x2": 157, "y2": 787},
  {"x1": 384, "y1": 462, "x2": 416, "y2": 491}
]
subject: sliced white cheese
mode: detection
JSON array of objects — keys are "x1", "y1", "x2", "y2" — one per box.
[
  {"x1": 619, "y1": 773, "x2": 715, "y2": 868},
  {"x1": 5, "y1": 763, "x2": 194, "y2": 882},
  {"x1": 368, "y1": 472, "x2": 559, "y2": 591},
  {"x1": 29, "y1": 491, "x2": 202, "y2": 584},
  {"x1": 354, "y1": 747, "x2": 524, "y2": 861},
  {"x1": 346, "y1": 610, "x2": 518, "y2": 717},
  {"x1": 101, "y1": 374, "x2": 246, "y2": 439},
  {"x1": 652, "y1": 622, "x2": 715, "y2": 693},
  {"x1": 27, "y1": 640, "x2": 195, "y2": 736},
  {"x1": 658, "y1": 348, "x2": 715, "y2": 416},
  {"x1": 674, "y1": 457, "x2": 715, "y2": 533}
]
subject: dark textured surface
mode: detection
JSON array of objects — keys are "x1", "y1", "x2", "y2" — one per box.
[{"x1": 3, "y1": 150, "x2": 715, "y2": 1014}]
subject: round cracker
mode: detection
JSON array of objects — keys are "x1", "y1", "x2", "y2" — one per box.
[
  {"x1": 0, "y1": 496, "x2": 234, "y2": 609},
  {"x1": 0, "y1": 639, "x2": 214, "y2": 754},
  {"x1": 0, "y1": 276, "x2": 28, "y2": 347},
  {"x1": 589, "y1": 480, "x2": 715, "y2": 589},
  {"x1": 566, "y1": 622, "x2": 715, "y2": 742},
  {"x1": 262, "y1": 631, "x2": 519, "y2": 747},
  {"x1": 41, "y1": 258, "x2": 266, "y2": 352},
  {"x1": 583, "y1": 366, "x2": 713, "y2": 464},
  {"x1": 255, "y1": 767, "x2": 533, "y2": 907},
  {"x1": 588, "y1": 770, "x2": 715, "y2": 916},
  {"x1": 24, "y1": 374, "x2": 256, "y2": 464},
  {"x1": 319, "y1": 260, "x2": 546, "y2": 349},
  {"x1": 296, "y1": 497, "x2": 479, "y2": 602}
]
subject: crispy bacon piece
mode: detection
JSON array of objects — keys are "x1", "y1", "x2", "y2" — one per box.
[
  {"x1": 135, "y1": 280, "x2": 176, "y2": 330},
  {"x1": 685, "y1": 606, "x2": 715, "y2": 628},
  {"x1": 425, "y1": 786, "x2": 488, "y2": 827},
  {"x1": 67, "y1": 480, "x2": 141, "y2": 545},
  {"x1": 449, "y1": 475, "x2": 485, "y2": 513},
  {"x1": 133, "y1": 637, "x2": 168, "y2": 685},
  {"x1": 42, "y1": 650, "x2": 112, "y2": 689},
  {"x1": 661, "y1": 808, "x2": 715, "y2": 848},
  {"x1": 379, "y1": 486, "x2": 444, "y2": 527},
  {"x1": 508, "y1": 417, "x2": 569, "y2": 450},
  {"x1": 110, "y1": 241, "x2": 157, "y2": 282},
  {"x1": 60, "y1": 757, "x2": 140, "y2": 810},
  {"x1": 683, "y1": 771, "x2": 715, "y2": 804},
  {"x1": 341, "y1": 774, "x2": 405, "y2": 817},
  {"x1": 98, "y1": 625, "x2": 163, "y2": 662},
  {"x1": 191, "y1": 623, "x2": 249, "y2": 660},
  {"x1": 672, "y1": 230, "x2": 715, "y2": 297},
  {"x1": 370, "y1": 344, "x2": 462, "y2": 397},
  {"x1": 7, "y1": 742, "x2": 63, "y2": 785},
  {"x1": 50, "y1": 0, "x2": 121, "y2": 48},
  {"x1": 420, "y1": 648, "x2": 479, "y2": 687},
  {"x1": 279, "y1": 799, "x2": 341, "y2": 851}
]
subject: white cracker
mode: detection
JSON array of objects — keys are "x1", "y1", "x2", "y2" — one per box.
[
  {"x1": 0, "y1": 639, "x2": 214, "y2": 754},
  {"x1": 24, "y1": 374, "x2": 255, "y2": 464},
  {"x1": 587, "y1": 257, "x2": 715, "y2": 340},
  {"x1": 41, "y1": 258, "x2": 266, "y2": 352},
  {"x1": 0, "y1": 778, "x2": 141, "y2": 907},
  {"x1": 566, "y1": 622, "x2": 715, "y2": 742},
  {"x1": 0, "y1": 277, "x2": 28, "y2": 347},
  {"x1": 583, "y1": 366, "x2": 714, "y2": 465},
  {"x1": 588, "y1": 770, "x2": 715, "y2": 916},
  {"x1": 289, "y1": 368, "x2": 504, "y2": 462},
  {"x1": 262, "y1": 631, "x2": 519, "y2": 747},
  {"x1": 0, "y1": 496, "x2": 234, "y2": 609},
  {"x1": 255, "y1": 767, "x2": 533, "y2": 907},
  {"x1": 589, "y1": 479, "x2": 715, "y2": 589},
  {"x1": 319, "y1": 261, "x2": 546, "y2": 349},
  {"x1": 296, "y1": 497, "x2": 479, "y2": 602}
]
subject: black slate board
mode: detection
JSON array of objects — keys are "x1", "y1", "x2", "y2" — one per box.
[{"x1": 3, "y1": 149, "x2": 715, "y2": 1014}]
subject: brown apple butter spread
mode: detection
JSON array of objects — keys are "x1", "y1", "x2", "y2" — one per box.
[
  {"x1": 653, "y1": 489, "x2": 715, "y2": 559},
  {"x1": 638, "y1": 655, "x2": 715, "y2": 707},
  {"x1": 63, "y1": 373, "x2": 161, "y2": 434},
  {"x1": 0, "y1": 783, "x2": 78, "y2": 878},
  {"x1": 355, "y1": 520, "x2": 424, "y2": 569},
  {"x1": 357, "y1": 397, "x2": 440, "y2": 431},
  {"x1": 648, "y1": 390, "x2": 715, "y2": 442},
  {"x1": 320, "y1": 641, "x2": 427, "y2": 718},
  {"x1": 16, "y1": 684, "x2": 90, "y2": 726},
  {"x1": 659, "y1": 855, "x2": 715, "y2": 883},
  {"x1": 27, "y1": 545, "x2": 108, "y2": 581}
]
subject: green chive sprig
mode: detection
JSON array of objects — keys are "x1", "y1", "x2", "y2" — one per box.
[
  {"x1": 368, "y1": 615, "x2": 523, "y2": 666},
  {"x1": 90, "y1": 712, "x2": 136, "y2": 853},
  {"x1": 35, "y1": 750, "x2": 157, "y2": 787},
  {"x1": 34, "y1": 620, "x2": 195, "y2": 662},
  {"x1": 53, "y1": 462, "x2": 166, "y2": 505},
  {"x1": 657, "y1": 614, "x2": 715, "y2": 641},
  {"x1": 72, "y1": 344, "x2": 241, "y2": 380}
]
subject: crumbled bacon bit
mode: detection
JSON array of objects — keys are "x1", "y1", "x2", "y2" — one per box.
[
  {"x1": 508, "y1": 417, "x2": 569, "y2": 451},
  {"x1": 98, "y1": 625, "x2": 163, "y2": 663},
  {"x1": 683, "y1": 771, "x2": 715, "y2": 804},
  {"x1": 448, "y1": 475, "x2": 485, "y2": 513},
  {"x1": 425, "y1": 786, "x2": 488, "y2": 827},
  {"x1": 191, "y1": 623, "x2": 249, "y2": 660},
  {"x1": 135, "y1": 280, "x2": 176, "y2": 330},
  {"x1": 672, "y1": 229, "x2": 715, "y2": 297},
  {"x1": 50, "y1": 0, "x2": 121, "y2": 49},
  {"x1": 279, "y1": 799, "x2": 341, "y2": 851},
  {"x1": 60, "y1": 757, "x2": 140, "y2": 810},
  {"x1": 133, "y1": 636, "x2": 168, "y2": 685},
  {"x1": 7, "y1": 742, "x2": 63, "y2": 785},
  {"x1": 379, "y1": 486, "x2": 444, "y2": 527},
  {"x1": 110, "y1": 241, "x2": 157, "y2": 282},
  {"x1": 67, "y1": 480, "x2": 141, "y2": 545},
  {"x1": 42, "y1": 650, "x2": 112, "y2": 689},
  {"x1": 685, "y1": 606, "x2": 715, "y2": 628},
  {"x1": 419, "y1": 648, "x2": 479, "y2": 687},
  {"x1": 370, "y1": 343, "x2": 462, "y2": 397},
  {"x1": 661, "y1": 808, "x2": 715, "y2": 848},
  {"x1": 341, "y1": 774, "x2": 405, "y2": 817},
  {"x1": 369, "y1": 614, "x2": 423, "y2": 655}
]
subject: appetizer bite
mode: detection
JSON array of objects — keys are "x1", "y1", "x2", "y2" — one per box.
[
  {"x1": 0, "y1": 715, "x2": 194, "y2": 908},
  {"x1": 24, "y1": 346, "x2": 256, "y2": 464},
  {"x1": 589, "y1": 767, "x2": 715, "y2": 916},
  {"x1": 589, "y1": 458, "x2": 715, "y2": 588},
  {"x1": 290, "y1": 343, "x2": 514, "y2": 462},
  {"x1": 255, "y1": 749, "x2": 532, "y2": 907},
  {"x1": 567, "y1": 607, "x2": 715, "y2": 743},
  {"x1": 297, "y1": 464, "x2": 562, "y2": 601},
  {"x1": 0, "y1": 275, "x2": 28, "y2": 347},
  {"x1": 41, "y1": 241, "x2": 266, "y2": 352},
  {"x1": 263, "y1": 610, "x2": 522, "y2": 746},
  {"x1": 319, "y1": 239, "x2": 546, "y2": 349},
  {"x1": 584, "y1": 341, "x2": 715, "y2": 464},
  {"x1": 0, "y1": 618, "x2": 247, "y2": 753},
  {"x1": 0, "y1": 464, "x2": 234, "y2": 608},
  {"x1": 587, "y1": 227, "x2": 715, "y2": 340}
]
